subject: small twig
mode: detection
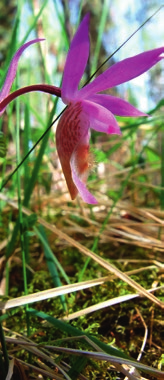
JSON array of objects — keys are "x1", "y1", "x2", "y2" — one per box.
[
  {"x1": 135, "y1": 307, "x2": 148, "y2": 361},
  {"x1": 124, "y1": 307, "x2": 148, "y2": 380},
  {"x1": 149, "y1": 307, "x2": 154, "y2": 348}
]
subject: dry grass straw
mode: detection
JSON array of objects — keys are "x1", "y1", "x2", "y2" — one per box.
[
  {"x1": 0, "y1": 192, "x2": 163, "y2": 309},
  {"x1": 3, "y1": 327, "x2": 164, "y2": 380}
]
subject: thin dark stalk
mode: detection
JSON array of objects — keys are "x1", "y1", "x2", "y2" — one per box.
[{"x1": 0, "y1": 322, "x2": 9, "y2": 374}]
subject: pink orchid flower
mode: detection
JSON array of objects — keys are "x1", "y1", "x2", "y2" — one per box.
[
  {"x1": 56, "y1": 14, "x2": 164, "y2": 204},
  {"x1": 0, "y1": 15, "x2": 164, "y2": 204}
]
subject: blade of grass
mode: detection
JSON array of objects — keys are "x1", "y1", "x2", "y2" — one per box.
[
  {"x1": 53, "y1": 0, "x2": 70, "y2": 49},
  {"x1": 16, "y1": 80, "x2": 28, "y2": 298},
  {"x1": 0, "y1": 8, "x2": 19, "y2": 88},
  {"x1": 15, "y1": 77, "x2": 32, "y2": 338},
  {"x1": 23, "y1": 98, "x2": 60, "y2": 208},
  {"x1": 35, "y1": 225, "x2": 70, "y2": 285},
  {"x1": 91, "y1": 0, "x2": 110, "y2": 74},
  {"x1": 23, "y1": 103, "x2": 30, "y2": 194},
  {"x1": 20, "y1": 0, "x2": 49, "y2": 45},
  {"x1": 67, "y1": 355, "x2": 87, "y2": 379},
  {"x1": 28, "y1": 308, "x2": 129, "y2": 359},
  {"x1": 36, "y1": 225, "x2": 67, "y2": 311},
  {"x1": 5, "y1": 97, "x2": 60, "y2": 260}
]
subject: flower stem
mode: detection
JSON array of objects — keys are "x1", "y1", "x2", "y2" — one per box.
[{"x1": 0, "y1": 84, "x2": 61, "y2": 112}]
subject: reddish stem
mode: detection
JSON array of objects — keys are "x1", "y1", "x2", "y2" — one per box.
[{"x1": 0, "y1": 84, "x2": 61, "y2": 111}]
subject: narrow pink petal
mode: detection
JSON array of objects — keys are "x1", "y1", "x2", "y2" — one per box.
[
  {"x1": 77, "y1": 47, "x2": 164, "y2": 99},
  {"x1": 61, "y1": 14, "x2": 90, "y2": 103},
  {"x1": 89, "y1": 94, "x2": 148, "y2": 117},
  {"x1": 0, "y1": 39, "x2": 44, "y2": 102},
  {"x1": 82, "y1": 100, "x2": 121, "y2": 135},
  {"x1": 71, "y1": 154, "x2": 98, "y2": 204}
]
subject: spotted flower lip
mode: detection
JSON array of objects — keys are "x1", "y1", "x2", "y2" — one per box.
[{"x1": 56, "y1": 13, "x2": 164, "y2": 204}]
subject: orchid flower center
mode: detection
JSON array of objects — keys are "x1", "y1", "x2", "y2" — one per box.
[{"x1": 72, "y1": 143, "x2": 94, "y2": 181}]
